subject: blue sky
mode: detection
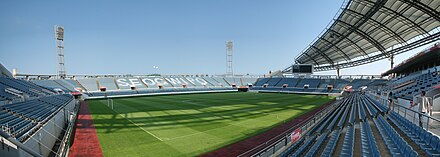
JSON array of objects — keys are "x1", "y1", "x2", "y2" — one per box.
[{"x1": 0, "y1": 0, "x2": 430, "y2": 76}]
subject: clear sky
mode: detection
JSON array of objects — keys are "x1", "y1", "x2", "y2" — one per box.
[{"x1": 0, "y1": 0, "x2": 432, "y2": 76}]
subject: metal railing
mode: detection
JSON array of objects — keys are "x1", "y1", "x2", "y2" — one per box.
[
  {"x1": 55, "y1": 100, "x2": 81, "y2": 157},
  {"x1": 237, "y1": 99, "x2": 340, "y2": 157},
  {"x1": 367, "y1": 92, "x2": 440, "y2": 132}
]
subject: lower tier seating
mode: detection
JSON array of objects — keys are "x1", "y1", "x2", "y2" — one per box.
[{"x1": 280, "y1": 92, "x2": 437, "y2": 157}]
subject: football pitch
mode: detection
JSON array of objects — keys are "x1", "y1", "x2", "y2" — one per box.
[{"x1": 87, "y1": 92, "x2": 334, "y2": 157}]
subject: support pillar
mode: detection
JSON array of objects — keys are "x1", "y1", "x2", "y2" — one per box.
[
  {"x1": 390, "y1": 53, "x2": 394, "y2": 69},
  {"x1": 336, "y1": 67, "x2": 340, "y2": 79}
]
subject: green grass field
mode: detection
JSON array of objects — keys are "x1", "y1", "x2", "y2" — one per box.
[{"x1": 87, "y1": 92, "x2": 334, "y2": 157}]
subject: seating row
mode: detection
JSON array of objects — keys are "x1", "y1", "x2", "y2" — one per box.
[
  {"x1": 388, "y1": 111, "x2": 440, "y2": 156},
  {"x1": 0, "y1": 94, "x2": 73, "y2": 142},
  {"x1": 373, "y1": 115, "x2": 418, "y2": 157}
]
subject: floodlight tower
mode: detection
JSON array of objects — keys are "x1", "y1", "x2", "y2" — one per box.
[
  {"x1": 54, "y1": 25, "x2": 66, "y2": 79},
  {"x1": 226, "y1": 40, "x2": 233, "y2": 77}
]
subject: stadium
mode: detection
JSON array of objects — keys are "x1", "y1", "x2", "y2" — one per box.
[{"x1": 0, "y1": 0, "x2": 439, "y2": 157}]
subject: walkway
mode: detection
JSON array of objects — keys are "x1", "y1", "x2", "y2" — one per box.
[{"x1": 68, "y1": 101, "x2": 103, "y2": 157}]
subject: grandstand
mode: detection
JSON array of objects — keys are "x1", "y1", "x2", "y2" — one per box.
[
  {"x1": 0, "y1": 76, "x2": 76, "y2": 157},
  {"x1": 1, "y1": 0, "x2": 440, "y2": 156}
]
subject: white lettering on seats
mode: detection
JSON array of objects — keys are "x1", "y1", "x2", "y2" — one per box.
[
  {"x1": 186, "y1": 78, "x2": 196, "y2": 85},
  {"x1": 116, "y1": 79, "x2": 129, "y2": 87},
  {"x1": 129, "y1": 79, "x2": 143, "y2": 87},
  {"x1": 154, "y1": 78, "x2": 168, "y2": 85},
  {"x1": 165, "y1": 78, "x2": 182, "y2": 85},
  {"x1": 141, "y1": 78, "x2": 156, "y2": 86},
  {"x1": 195, "y1": 78, "x2": 208, "y2": 85}
]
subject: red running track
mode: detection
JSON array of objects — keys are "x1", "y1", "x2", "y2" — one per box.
[
  {"x1": 201, "y1": 99, "x2": 335, "y2": 157},
  {"x1": 68, "y1": 101, "x2": 103, "y2": 157}
]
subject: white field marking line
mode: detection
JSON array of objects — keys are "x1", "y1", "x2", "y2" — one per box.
[
  {"x1": 162, "y1": 115, "x2": 258, "y2": 141},
  {"x1": 159, "y1": 100, "x2": 282, "y2": 141},
  {"x1": 182, "y1": 99, "x2": 282, "y2": 120},
  {"x1": 104, "y1": 102, "x2": 165, "y2": 142},
  {"x1": 181, "y1": 100, "x2": 210, "y2": 106}
]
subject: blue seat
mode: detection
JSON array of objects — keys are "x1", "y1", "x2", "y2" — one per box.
[
  {"x1": 290, "y1": 135, "x2": 317, "y2": 157},
  {"x1": 321, "y1": 129, "x2": 341, "y2": 157},
  {"x1": 304, "y1": 132, "x2": 328, "y2": 157},
  {"x1": 280, "y1": 138, "x2": 304, "y2": 157}
]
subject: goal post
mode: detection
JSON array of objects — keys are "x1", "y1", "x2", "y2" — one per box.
[{"x1": 107, "y1": 98, "x2": 114, "y2": 110}]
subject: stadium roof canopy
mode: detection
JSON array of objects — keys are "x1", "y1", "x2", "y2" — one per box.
[{"x1": 284, "y1": 0, "x2": 440, "y2": 72}]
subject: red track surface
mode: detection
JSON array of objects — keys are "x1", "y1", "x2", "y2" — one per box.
[
  {"x1": 69, "y1": 101, "x2": 103, "y2": 157},
  {"x1": 201, "y1": 99, "x2": 335, "y2": 157}
]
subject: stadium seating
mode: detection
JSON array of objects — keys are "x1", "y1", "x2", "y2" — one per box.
[
  {"x1": 295, "y1": 78, "x2": 321, "y2": 88},
  {"x1": 76, "y1": 78, "x2": 99, "y2": 91},
  {"x1": 279, "y1": 92, "x2": 436, "y2": 157},
  {"x1": 334, "y1": 79, "x2": 350, "y2": 89},
  {"x1": 223, "y1": 77, "x2": 241, "y2": 86},
  {"x1": 33, "y1": 79, "x2": 82, "y2": 92},
  {"x1": 32, "y1": 80, "x2": 70, "y2": 91},
  {"x1": 304, "y1": 132, "x2": 328, "y2": 157},
  {"x1": 201, "y1": 77, "x2": 221, "y2": 86},
  {"x1": 393, "y1": 73, "x2": 440, "y2": 100},
  {"x1": 212, "y1": 77, "x2": 231, "y2": 87},
  {"x1": 252, "y1": 77, "x2": 386, "y2": 95},
  {"x1": 0, "y1": 77, "x2": 52, "y2": 96},
  {"x1": 318, "y1": 79, "x2": 334, "y2": 88},
  {"x1": 359, "y1": 120, "x2": 380, "y2": 156},
  {"x1": 274, "y1": 78, "x2": 300, "y2": 87},
  {"x1": 388, "y1": 111, "x2": 440, "y2": 156},
  {"x1": 339, "y1": 125, "x2": 354, "y2": 157},
  {"x1": 0, "y1": 83, "x2": 18, "y2": 101},
  {"x1": 347, "y1": 79, "x2": 372, "y2": 89},
  {"x1": 373, "y1": 114, "x2": 418, "y2": 156},
  {"x1": 255, "y1": 78, "x2": 271, "y2": 86},
  {"x1": 184, "y1": 77, "x2": 210, "y2": 86},
  {"x1": 290, "y1": 135, "x2": 317, "y2": 157},
  {"x1": 265, "y1": 78, "x2": 282, "y2": 86},
  {"x1": 0, "y1": 77, "x2": 54, "y2": 102},
  {"x1": 0, "y1": 94, "x2": 73, "y2": 142},
  {"x1": 320, "y1": 129, "x2": 342, "y2": 157},
  {"x1": 241, "y1": 77, "x2": 258, "y2": 86},
  {"x1": 97, "y1": 78, "x2": 118, "y2": 90},
  {"x1": 30, "y1": 76, "x2": 256, "y2": 98},
  {"x1": 54, "y1": 79, "x2": 78, "y2": 91}
]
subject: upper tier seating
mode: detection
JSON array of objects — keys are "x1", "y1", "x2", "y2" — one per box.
[
  {"x1": 334, "y1": 79, "x2": 351, "y2": 89},
  {"x1": 393, "y1": 73, "x2": 440, "y2": 100},
  {"x1": 347, "y1": 79, "x2": 372, "y2": 89},
  {"x1": 224, "y1": 77, "x2": 242, "y2": 86},
  {"x1": 76, "y1": 78, "x2": 99, "y2": 91},
  {"x1": 184, "y1": 77, "x2": 210, "y2": 87},
  {"x1": 318, "y1": 79, "x2": 335, "y2": 88},
  {"x1": 0, "y1": 77, "x2": 54, "y2": 102},
  {"x1": 254, "y1": 78, "x2": 271, "y2": 86},
  {"x1": 265, "y1": 78, "x2": 282, "y2": 86},
  {"x1": 32, "y1": 80, "x2": 70, "y2": 92},
  {"x1": 97, "y1": 78, "x2": 118, "y2": 90},
  {"x1": 274, "y1": 78, "x2": 300, "y2": 87},
  {"x1": 295, "y1": 78, "x2": 321, "y2": 88},
  {"x1": 241, "y1": 77, "x2": 258, "y2": 86},
  {"x1": 212, "y1": 77, "x2": 231, "y2": 87}
]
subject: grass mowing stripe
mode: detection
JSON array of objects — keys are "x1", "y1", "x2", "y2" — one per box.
[
  {"x1": 119, "y1": 95, "x2": 306, "y2": 130},
  {"x1": 88, "y1": 92, "x2": 334, "y2": 157},
  {"x1": 111, "y1": 93, "x2": 328, "y2": 140},
  {"x1": 104, "y1": 103, "x2": 165, "y2": 141}
]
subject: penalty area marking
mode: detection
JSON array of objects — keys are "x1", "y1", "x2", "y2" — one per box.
[
  {"x1": 158, "y1": 100, "x2": 284, "y2": 141},
  {"x1": 104, "y1": 101, "x2": 165, "y2": 142},
  {"x1": 102, "y1": 99, "x2": 284, "y2": 142}
]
